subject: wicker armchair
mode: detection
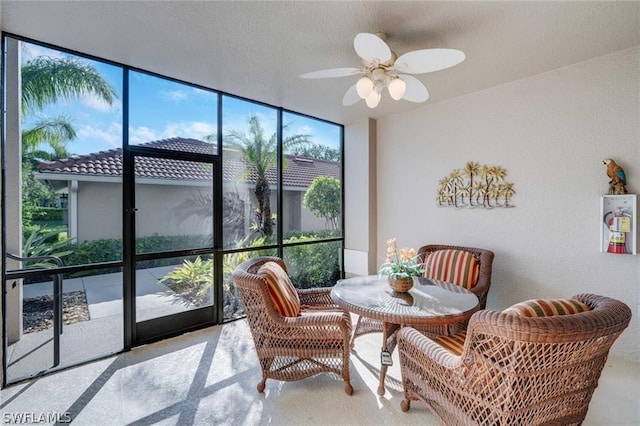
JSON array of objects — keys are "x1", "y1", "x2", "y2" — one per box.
[
  {"x1": 352, "y1": 244, "x2": 494, "y2": 342},
  {"x1": 417, "y1": 244, "x2": 494, "y2": 309},
  {"x1": 397, "y1": 293, "x2": 632, "y2": 425},
  {"x1": 232, "y1": 256, "x2": 353, "y2": 395}
]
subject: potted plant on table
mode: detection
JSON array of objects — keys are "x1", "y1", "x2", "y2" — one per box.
[{"x1": 379, "y1": 238, "x2": 424, "y2": 292}]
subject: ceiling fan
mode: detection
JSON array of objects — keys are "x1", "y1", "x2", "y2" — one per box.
[{"x1": 300, "y1": 32, "x2": 465, "y2": 108}]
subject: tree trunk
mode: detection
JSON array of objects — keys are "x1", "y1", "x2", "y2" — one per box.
[{"x1": 255, "y1": 177, "x2": 272, "y2": 237}]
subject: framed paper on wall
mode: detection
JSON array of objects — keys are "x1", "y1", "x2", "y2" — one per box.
[{"x1": 600, "y1": 194, "x2": 637, "y2": 255}]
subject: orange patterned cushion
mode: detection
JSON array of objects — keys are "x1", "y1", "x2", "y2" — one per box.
[
  {"x1": 257, "y1": 261, "x2": 301, "y2": 317},
  {"x1": 433, "y1": 331, "x2": 467, "y2": 356},
  {"x1": 423, "y1": 249, "x2": 480, "y2": 289},
  {"x1": 503, "y1": 298, "x2": 590, "y2": 317},
  {"x1": 434, "y1": 330, "x2": 502, "y2": 395}
]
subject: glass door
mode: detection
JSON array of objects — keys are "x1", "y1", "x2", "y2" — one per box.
[
  {"x1": 125, "y1": 69, "x2": 220, "y2": 346},
  {"x1": 127, "y1": 149, "x2": 217, "y2": 345}
]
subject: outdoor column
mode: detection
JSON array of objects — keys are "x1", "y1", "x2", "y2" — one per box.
[{"x1": 68, "y1": 180, "x2": 79, "y2": 239}]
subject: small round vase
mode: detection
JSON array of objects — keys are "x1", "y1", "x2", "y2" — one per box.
[{"x1": 388, "y1": 276, "x2": 414, "y2": 293}]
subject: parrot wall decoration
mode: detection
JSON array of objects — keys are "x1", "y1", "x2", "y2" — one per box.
[{"x1": 603, "y1": 158, "x2": 627, "y2": 194}]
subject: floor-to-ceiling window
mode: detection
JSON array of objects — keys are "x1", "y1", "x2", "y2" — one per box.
[
  {"x1": 1, "y1": 34, "x2": 344, "y2": 386},
  {"x1": 280, "y1": 111, "x2": 343, "y2": 288},
  {"x1": 2, "y1": 37, "x2": 125, "y2": 384}
]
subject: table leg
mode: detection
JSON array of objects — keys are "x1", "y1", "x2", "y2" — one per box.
[{"x1": 377, "y1": 321, "x2": 400, "y2": 396}]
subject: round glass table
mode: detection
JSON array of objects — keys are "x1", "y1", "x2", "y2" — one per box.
[{"x1": 331, "y1": 275, "x2": 479, "y2": 395}]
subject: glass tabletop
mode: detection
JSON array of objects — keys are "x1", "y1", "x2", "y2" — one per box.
[{"x1": 331, "y1": 275, "x2": 479, "y2": 324}]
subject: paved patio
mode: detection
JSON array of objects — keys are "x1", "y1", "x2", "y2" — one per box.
[{"x1": 6, "y1": 266, "x2": 202, "y2": 384}]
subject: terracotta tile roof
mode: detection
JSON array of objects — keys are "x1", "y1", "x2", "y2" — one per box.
[{"x1": 36, "y1": 137, "x2": 340, "y2": 188}]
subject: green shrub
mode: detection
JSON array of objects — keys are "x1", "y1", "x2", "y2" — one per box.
[
  {"x1": 61, "y1": 233, "x2": 212, "y2": 267},
  {"x1": 283, "y1": 235, "x2": 341, "y2": 289},
  {"x1": 158, "y1": 256, "x2": 213, "y2": 306},
  {"x1": 27, "y1": 230, "x2": 341, "y2": 291},
  {"x1": 21, "y1": 226, "x2": 74, "y2": 267},
  {"x1": 64, "y1": 238, "x2": 123, "y2": 266},
  {"x1": 31, "y1": 207, "x2": 65, "y2": 222}
]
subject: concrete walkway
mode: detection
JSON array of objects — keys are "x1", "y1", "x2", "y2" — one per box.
[{"x1": 6, "y1": 266, "x2": 203, "y2": 384}]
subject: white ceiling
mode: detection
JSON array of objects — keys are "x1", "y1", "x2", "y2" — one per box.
[{"x1": 2, "y1": 1, "x2": 639, "y2": 125}]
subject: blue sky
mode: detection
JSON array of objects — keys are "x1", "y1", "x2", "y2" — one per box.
[{"x1": 22, "y1": 42, "x2": 340, "y2": 157}]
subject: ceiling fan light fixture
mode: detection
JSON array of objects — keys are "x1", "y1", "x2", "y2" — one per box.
[
  {"x1": 371, "y1": 67, "x2": 387, "y2": 82},
  {"x1": 388, "y1": 77, "x2": 406, "y2": 101},
  {"x1": 365, "y1": 90, "x2": 381, "y2": 108},
  {"x1": 356, "y1": 76, "x2": 374, "y2": 99},
  {"x1": 301, "y1": 32, "x2": 465, "y2": 109}
]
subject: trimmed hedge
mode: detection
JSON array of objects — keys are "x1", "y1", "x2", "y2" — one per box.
[
  {"x1": 43, "y1": 231, "x2": 340, "y2": 288},
  {"x1": 31, "y1": 207, "x2": 65, "y2": 222},
  {"x1": 63, "y1": 234, "x2": 212, "y2": 266}
]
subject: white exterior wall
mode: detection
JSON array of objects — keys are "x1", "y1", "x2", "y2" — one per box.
[
  {"x1": 76, "y1": 182, "x2": 123, "y2": 241},
  {"x1": 267, "y1": 189, "x2": 333, "y2": 236},
  {"x1": 77, "y1": 181, "x2": 215, "y2": 241},
  {"x1": 75, "y1": 182, "x2": 328, "y2": 242},
  {"x1": 371, "y1": 47, "x2": 639, "y2": 361}
]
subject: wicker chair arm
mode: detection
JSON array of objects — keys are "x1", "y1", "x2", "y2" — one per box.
[
  {"x1": 244, "y1": 283, "x2": 349, "y2": 331},
  {"x1": 279, "y1": 310, "x2": 350, "y2": 329},
  {"x1": 398, "y1": 327, "x2": 463, "y2": 369},
  {"x1": 297, "y1": 287, "x2": 335, "y2": 306}
]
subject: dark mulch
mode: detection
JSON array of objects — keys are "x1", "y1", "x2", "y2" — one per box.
[{"x1": 23, "y1": 290, "x2": 90, "y2": 333}]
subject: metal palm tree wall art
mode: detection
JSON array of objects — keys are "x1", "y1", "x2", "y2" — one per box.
[{"x1": 436, "y1": 162, "x2": 515, "y2": 208}]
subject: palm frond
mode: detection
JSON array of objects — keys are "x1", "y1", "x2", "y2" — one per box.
[
  {"x1": 21, "y1": 56, "x2": 117, "y2": 115},
  {"x1": 22, "y1": 116, "x2": 76, "y2": 158}
]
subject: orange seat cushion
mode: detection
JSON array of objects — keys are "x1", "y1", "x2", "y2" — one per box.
[
  {"x1": 503, "y1": 298, "x2": 590, "y2": 317},
  {"x1": 257, "y1": 261, "x2": 301, "y2": 317},
  {"x1": 432, "y1": 331, "x2": 467, "y2": 356},
  {"x1": 423, "y1": 249, "x2": 480, "y2": 289}
]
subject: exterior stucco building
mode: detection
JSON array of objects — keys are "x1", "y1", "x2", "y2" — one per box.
[{"x1": 35, "y1": 138, "x2": 340, "y2": 244}]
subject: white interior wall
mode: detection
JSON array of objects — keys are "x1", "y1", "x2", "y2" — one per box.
[
  {"x1": 344, "y1": 118, "x2": 377, "y2": 276},
  {"x1": 374, "y1": 46, "x2": 640, "y2": 361},
  {"x1": 3, "y1": 38, "x2": 23, "y2": 346}
]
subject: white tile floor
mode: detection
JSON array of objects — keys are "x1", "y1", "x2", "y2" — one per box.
[{"x1": 2, "y1": 319, "x2": 638, "y2": 426}]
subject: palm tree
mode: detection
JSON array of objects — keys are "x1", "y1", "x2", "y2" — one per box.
[
  {"x1": 436, "y1": 178, "x2": 448, "y2": 205},
  {"x1": 22, "y1": 117, "x2": 76, "y2": 163},
  {"x1": 463, "y1": 161, "x2": 480, "y2": 206},
  {"x1": 21, "y1": 56, "x2": 117, "y2": 159},
  {"x1": 481, "y1": 166, "x2": 498, "y2": 207},
  {"x1": 19, "y1": 54, "x2": 117, "y2": 230},
  {"x1": 225, "y1": 114, "x2": 310, "y2": 237},
  {"x1": 487, "y1": 183, "x2": 501, "y2": 208},
  {"x1": 473, "y1": 181, "x2": 485, "y2": 206},
  {"x1": 448, "y1": 169, "x2": 463, "y2": 207},
  {"x1": 502, "y1": 182, "x2": 516, "y2": 206}
]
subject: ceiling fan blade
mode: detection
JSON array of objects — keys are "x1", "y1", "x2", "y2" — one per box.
[
  {"x1": 354, "y1": 33, "x2": 392, "y2": 63},
  {"x1": 401, "y1": 74, "x2": 430, "y2": 103},
  {"x1": 394, "y1": 49, "x2": 465, "y2": 74},
  {"x1": 300, "y1": 67, "x2": 362, "y2": 79},
  {"x1": 342, "y1": 84, "x2": 361, "y2": 106}
]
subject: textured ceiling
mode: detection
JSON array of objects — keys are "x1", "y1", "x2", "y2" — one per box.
[{"x1": 2, "y1": 1, "x2": 639, "y2": 125}]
